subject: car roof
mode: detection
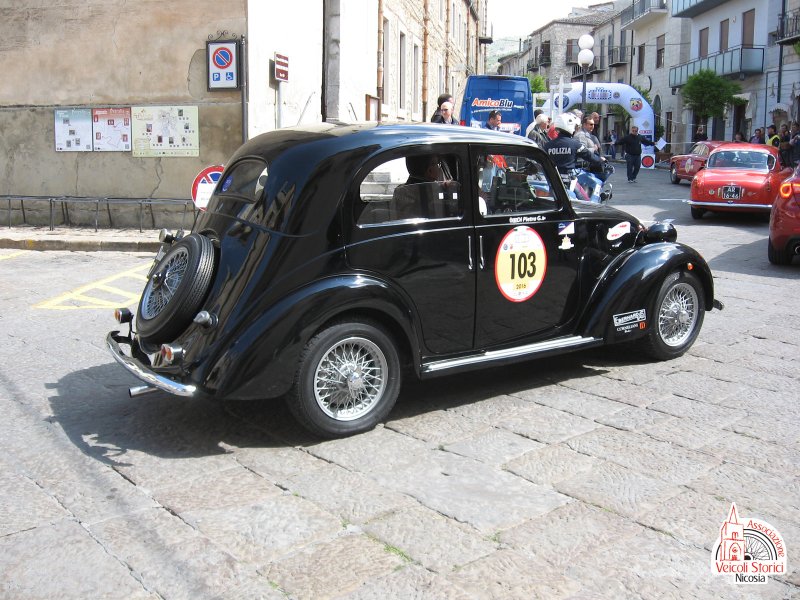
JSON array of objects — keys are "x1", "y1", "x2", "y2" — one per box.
[
  {"x1": 709, "y1": 142, "x2": 778, "y2": 156},
  {"x1": 228, "y1": 122, "x2": 538, "y2": 164}
]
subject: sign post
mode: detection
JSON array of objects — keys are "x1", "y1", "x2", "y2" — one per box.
[{"x1": 274, "y1": 53, "x2": 289, "y2": 129}]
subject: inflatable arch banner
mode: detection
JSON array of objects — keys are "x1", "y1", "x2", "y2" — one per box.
[{"x1": 541, "y1": 82, "x2": 657, "y2": 169}]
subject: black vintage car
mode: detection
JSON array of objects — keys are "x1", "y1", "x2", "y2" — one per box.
[{"x1": 108, "y1": 123, "x2": 721, "y2": 438}]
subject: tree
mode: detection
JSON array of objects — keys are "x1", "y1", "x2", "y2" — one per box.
[
  {"x1": 680, "y1": 69, "x2": 741, "y2": 123},
  {"x1": 528, "y1": 74, "x2": 546, "y2": 94}
]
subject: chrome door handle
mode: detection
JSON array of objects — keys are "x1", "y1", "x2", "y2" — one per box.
[
  {"x1": 467, "y1": 236, "x2": 474, "y2": 270},
  {"x1": 479, "y1": 236, "x2": 485, "y2": 270}
]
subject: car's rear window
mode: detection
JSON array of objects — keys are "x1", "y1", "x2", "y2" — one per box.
[
  {"x1": 708, "y1": 151, "x2": 771, "y2": 170},
  {"x1": 216, "y1": 159, "x2": 269, "y2": 202}
]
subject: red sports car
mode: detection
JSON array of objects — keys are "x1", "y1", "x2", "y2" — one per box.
[
  {"x1": 688, "y1": 144, "x2": 793, "y2": 220},
  {"x1": 669, "y1": 141, "x2": 725, "y2": 184},
  {"x1": 768, "y1": 165, "x2": 800, "y2": 265}
]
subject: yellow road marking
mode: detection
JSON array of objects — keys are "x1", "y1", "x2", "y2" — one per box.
[
  {"x1": 35, "y1": 263, "x2": 152, "y2": 310},
  {"x1": 0, "y1": 250, "x2": 28, "y2": 261}
]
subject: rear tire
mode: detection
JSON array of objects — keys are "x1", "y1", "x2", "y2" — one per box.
[
  {"x1": 136, "y1": 234, "x2": 215, "y2": 344},
  {"x1": 635, "y1": 271, "x2": 704, "y2": 361},
  {"x1": 287, "y1": 320, "x2": 401, "y2": 438},
  {"x1": 767, "y1": 237, "x2": 791, "y2": 265},
  {"x1": 670, "y1": 165, "x2": 680, "y2": 184},
  {"x1": 690, "y1": 206, "x2": 705, "y2": 220}
]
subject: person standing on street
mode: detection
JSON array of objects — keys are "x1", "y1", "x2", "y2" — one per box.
[
  {"x1": 432, "y1": 101, "x2": 458, "y2": 125},
  {"x1": 765, "y1": 124, "x2": 780, "y2": 149},
  {"x1": 693, "y1": 125, "x2": 708, "y2": 142},
  {"x1": 607, "y1": 130, "x2": 618, "y2": 159},
  {"x1": 779, "y1": 123, "x2": 792, "y2": 166},
  {"x1": 430, "y1": 93, "x2": 454, "y2": 123},
  {"x1": 788, "y1": 122, "x2": 800, "y2": 167},
  {"x1": 527, "y1": 113, "x2": 550, "y2": 146},
  {"x1": 616, "y1": 125, "x2": 654, "y2": 183},
  {"x1": 749, "y1": 128, "x2": 764, "y2": 144},
  {"x1": 483, "y1": 110, "x2": 502, "y2": 131}
]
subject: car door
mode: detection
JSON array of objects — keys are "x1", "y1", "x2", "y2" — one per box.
[
  {"x1": 347, "y1": 146, "x2": 475, "y2": 355},
  {"x1": 469, "y1": 144, "x2": 584, "y2": 348}
]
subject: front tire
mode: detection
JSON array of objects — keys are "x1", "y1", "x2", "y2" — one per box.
[
  {"x1": 287, "y1": 320, "x2": 401, "y2": 438},
  {"x1": 670, "y1": 165, "x2": 680, "y2": 184},
  {"x1": 636, "y1": 271, "x2": 704, "y2": 360}
]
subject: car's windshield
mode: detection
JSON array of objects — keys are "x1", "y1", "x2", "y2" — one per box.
[{"x1": 708, "y1": 150, "x2": 770, "y2": 170}]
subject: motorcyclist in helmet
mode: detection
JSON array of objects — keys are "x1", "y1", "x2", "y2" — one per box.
[
  {"x1": 544, "y1": 112, "x2": 604, "y2": 175},
  {"x1": 544, "y1": 113, "x2": 605, "y2": 203}
]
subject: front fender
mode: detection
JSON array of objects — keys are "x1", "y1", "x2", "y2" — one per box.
[
  {"x1": 578, "y1": 242, "x2": 714, "y2": 341},
  {"x1": 203, "y1": 274, "x2": 419, "y2": 400}
]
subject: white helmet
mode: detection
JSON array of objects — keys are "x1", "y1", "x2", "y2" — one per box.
[{"x1": 553, "y1": 112, "x2": 580, "y2": 136}]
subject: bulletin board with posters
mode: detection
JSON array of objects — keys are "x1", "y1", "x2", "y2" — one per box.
[
  {"x1": 131, "y1": 105, "x2": 200, "y2": 157},
  {"x1": 92, "y1": 107, "x2": 132, "y2": 152},
  {"x1": 54, "y1": 108, "x2": 93, "y2": 152}
]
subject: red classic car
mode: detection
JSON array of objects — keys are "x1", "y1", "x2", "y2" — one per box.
[
  {"x1": 688, "y1": 143, "x2": 793, "y2": 220},
  {"x1": 768, "y1": 165, "x2": 800, "y2": 265},
  {"x1": 669, "y1": 141, "x2": 725, "y2": 184}
]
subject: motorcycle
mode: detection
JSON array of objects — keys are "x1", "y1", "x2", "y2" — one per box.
[{"x1": 564, "y1": 161, "x2": 614, "y2": 204}]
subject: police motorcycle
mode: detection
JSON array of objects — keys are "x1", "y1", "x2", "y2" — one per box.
[{"x1": 545, "y1": 113, "x2": 613, "y2": 204}]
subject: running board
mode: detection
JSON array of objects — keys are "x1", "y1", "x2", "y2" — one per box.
[{"x1": 421, "y1": 335, "x2": 601, "y2": 374}]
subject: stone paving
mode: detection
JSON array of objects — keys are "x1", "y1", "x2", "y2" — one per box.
[{"x1": 0, "y1": 168, "x2": 798, "y2": 598}]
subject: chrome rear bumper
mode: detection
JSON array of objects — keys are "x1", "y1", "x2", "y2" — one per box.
[
  {"x1": 106, "y1": 331, "x2": 196, "y2": 397},
  {"x1": 687, "y1": 200, "x2": 771, "y2": 210}
]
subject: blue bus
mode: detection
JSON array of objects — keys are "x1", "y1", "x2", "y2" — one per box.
[{"x1": 459, "y1": 75, "x2": 534, "y2": 136}]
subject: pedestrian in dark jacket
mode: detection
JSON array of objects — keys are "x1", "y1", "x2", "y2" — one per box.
[
  {"x1": 432, "y1": 101, "x2": 458, "y2": 125},
  {"x1": 615, "y1": 125, "x2": 655, "y2": 183},
  {"x1": 430, "y1": 93, "x2": 453, "y2": 122}
]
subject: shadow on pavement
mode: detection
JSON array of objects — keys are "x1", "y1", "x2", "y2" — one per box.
[{"x1": 50, "y1": 353, "x2": 621, "y2": 463}]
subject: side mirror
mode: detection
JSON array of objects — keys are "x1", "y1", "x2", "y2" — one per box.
[{"x1": 644, "y1": 222, "x2": 677, "y2": 243}]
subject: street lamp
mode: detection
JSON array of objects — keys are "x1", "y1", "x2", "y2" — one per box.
[{"x1": 577, "y1": 34, "x2": 595, "y2": 111}]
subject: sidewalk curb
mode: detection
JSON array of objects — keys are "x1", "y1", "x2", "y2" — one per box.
[{"x1": 0, "y1": 238, "x2": 161, "y2": 252}]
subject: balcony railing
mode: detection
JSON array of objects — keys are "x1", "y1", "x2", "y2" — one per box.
[
  {"x1": 621, "y1": 0, "x2": 667, "y2": 28},
  {"x1": 571, "y1": 62, "x2": 601, "y2": 79},
  {"x1": 672, "y1": 0, "x2": 727, "y2": 18},
  {"x1": 608, "y1": 46, "x2": 629, "y2": 66},
  {"x1": 539, "y1": 50, "x2": 551, "y2": 66},
  {"x1": 777, "y1": 9, "x2": 800, "y2": 44},
  {"x1": 669, "y1": 45, "x2": 764, "y2": 87}
]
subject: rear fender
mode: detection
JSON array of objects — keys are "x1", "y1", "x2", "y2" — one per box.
[
  {"x1": 204, "y1": 275, "x2": 419, "y2": 400},
  {"x1": 578, "y1": 242, "x2": 714, "y2": 342}
]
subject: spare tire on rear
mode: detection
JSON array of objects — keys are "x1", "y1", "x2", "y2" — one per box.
[{"x1": 136, "y1": 233, "x2": 215, "y2": 344}]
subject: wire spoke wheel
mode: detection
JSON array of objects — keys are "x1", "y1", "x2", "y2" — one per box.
[
  {"x1": 657, "y1": 281, "x2": 699, "y2": 347},
  {"x1": 314, "y1": 336, "x2": 387, "y2": 421},
  {"x1": 140, "y1": 247, "x2": 190, "y2": 320}
]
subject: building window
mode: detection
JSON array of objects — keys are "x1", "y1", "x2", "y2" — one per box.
[
  {"x1": 439, "y1": 64, "x2": 444, "y2": 95},
  {"x1": 742, "y1": 9, "x2": 755, "y2": 48},
  {"x1": 656, "y1": 35, "x2": 665, "y2": 68},
  {"x1": 699, "y1": 27, "x2": 709, "y2": 58},
  {"x1": 439, "y1": 0, "x2": 444, "y2": 21},
  {"x1": 566, "y1": 39, "x2": 577, "y2": 63},
  {"x1": 399, "y1": 32, "x2": 406, "y2": 110},
  {"x1": 720, "y1": 19, "x2": 729, "y2": 52},
  {"x1": 413, "y1": 44, "x2": 420, "y2": 114},
  {"x1": 637, "y1": 43, "x2": 645, "y2": 74}
]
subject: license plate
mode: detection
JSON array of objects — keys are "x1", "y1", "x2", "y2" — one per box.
[{"x1": 722, "y1": 186, "x2": 742, "y2": 200}]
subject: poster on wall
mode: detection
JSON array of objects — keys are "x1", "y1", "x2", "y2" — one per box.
[
  {"x1": 131, "y1": 105, "x2": 199, "y2": 157},
  {"x1": 92, "y1": 107, "x2": 131, "y2": 152},
  {"x1": 54, "y1": 108, "x2": 93, "y2": 152}
]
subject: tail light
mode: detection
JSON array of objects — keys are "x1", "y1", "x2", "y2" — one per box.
[
  {"x1": 460, "y1": 120, "x2": 466, "y2": 126},
  {"x1": 779, "y1": 181, "x2": 800, "y2": 200},
  {"x1": 160, "y1": 344, "x2": 184, "y2": 365}
]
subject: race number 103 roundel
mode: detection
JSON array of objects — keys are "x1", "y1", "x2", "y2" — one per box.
[{"x1": 495, "y1": 226, "x2": 548, "y2": 302}]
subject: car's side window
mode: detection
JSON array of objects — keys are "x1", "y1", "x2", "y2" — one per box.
[
  {"x1": 356, "y1": 153, "x2": 462, "y2": 226},
  {"x1": 476, "y1": 152, "x2": 556, "y2": 216}
]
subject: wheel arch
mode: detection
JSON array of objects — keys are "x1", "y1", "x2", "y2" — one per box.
[
  {"x1": 205, "y1": 274, "x2": 421, "y2": 400},
  {"x1": 578, "y1": 242, "x2": 715, "y2": 342}
]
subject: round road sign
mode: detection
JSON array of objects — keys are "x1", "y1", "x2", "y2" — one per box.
[{"x1": 191, "y1": 165, "x2": 225, "y2": 211}]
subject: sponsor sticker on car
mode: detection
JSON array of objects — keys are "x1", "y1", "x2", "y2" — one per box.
[{"x1": 613, "y1": 308, "x2": 647, "y2": 333}]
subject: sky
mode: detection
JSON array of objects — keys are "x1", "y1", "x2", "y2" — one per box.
[{"x1": 487, "y1": 0, "x2": 600, "y2": 43}]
